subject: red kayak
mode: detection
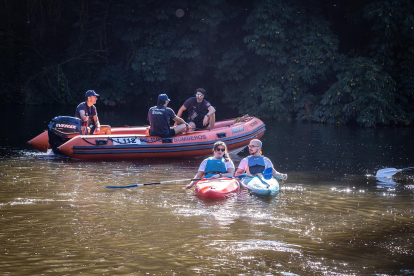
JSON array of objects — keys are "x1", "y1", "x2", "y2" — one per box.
[{"x1": 195, "y1": 178, "x2": 239, "y2": 200}]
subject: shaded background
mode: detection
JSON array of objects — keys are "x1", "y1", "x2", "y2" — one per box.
[{"x1": 1, "y1": 0, "x2": 413, "y2": 127}]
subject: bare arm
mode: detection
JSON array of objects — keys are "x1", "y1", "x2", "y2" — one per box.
[
  {"x1": 93, "y1": 115, "x2": 100, "y2": 128},
  {"x1": 173, "y1": 116, "x2": 188, "y2": 126},
  {"x1": 203, "y1": 106, "x2": 216, "y2": 126},
  {"x1": 78, "y1": 110, "x2": 88, "y2": 122},
  {"x1": 272, "y1": 168, "x2": 288, "y2": 180},
  {"x1": 92, "y1": 115, "x2": 101, "y2": 134},
  {"x1": 185, "y1": 171, "x2": 204, "y2": 189},
  {"x1": 207, "y1": 106, "x2": 216, "y2": 116},
  {"x1": 224, "y1": 167, "x2": 235, "y2": 178},
  {"x1": 176, "y1": 105, "x2": 187, "y2": 118},
  {"x1": 210, "y1": 167, "x2": 235, "y2": 179},
  {"x1": 235, "y1": 168, "x2": 247, "y2": 177}
]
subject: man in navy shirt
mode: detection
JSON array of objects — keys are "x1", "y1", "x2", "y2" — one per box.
[
  {"x1": 148, "y1": 94, "x2": 190, "y2": 138},
  {"x1": 176, "y1": 88, "x2": 216, "y2": 130},
  {"x1": 75, "y1": 90, "x2": 111, "y2": 135}
]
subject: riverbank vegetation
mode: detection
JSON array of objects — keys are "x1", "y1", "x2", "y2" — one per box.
[{"x1": 1, "y1": 0, "x2": 413, "y2": 126}]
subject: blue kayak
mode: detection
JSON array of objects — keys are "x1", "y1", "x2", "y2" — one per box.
[{"x1": 240, "y1": 175, "x2": 279, "y2": 197}]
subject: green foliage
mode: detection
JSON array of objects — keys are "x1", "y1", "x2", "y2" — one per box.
[
  {"x1": 217, "y1": 0, "x2": 338, "y2": 120},
  {"x1": 314, "y1": 56, "x2": 412, "y2": 126},
  {"x1": 98, "y1": 0, "x2": 239, "y2": 106},
  {"x1": 313, "y1": 0, "x2": 414, "y2": 126},
  {"x1": 0, "y1": 0, "x2": 413, "y2": 126}
]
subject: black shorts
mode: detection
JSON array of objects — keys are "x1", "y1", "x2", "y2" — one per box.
[
  {"x1": 163, "y1": 128, "x2": 176, "y2": 138},
  {"x1": 192, "y1": 119, "x2": 209, "y2": 130},
  {"x1": 149, "y1": 128, "x2": 176, "y2": 138}
]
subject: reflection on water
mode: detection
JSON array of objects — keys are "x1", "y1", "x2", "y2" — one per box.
[{"x1": 1, "y1": 106, "x2": 414, "y2": 275}]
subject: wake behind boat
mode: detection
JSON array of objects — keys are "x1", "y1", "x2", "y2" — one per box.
[{"x1": 28, "y1": 116, "x2": 265, "y2": 160}]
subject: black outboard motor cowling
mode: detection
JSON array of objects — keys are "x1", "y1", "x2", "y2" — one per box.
[{"x1": 48, "y1": 116, "x2": 82, "y2": 154}]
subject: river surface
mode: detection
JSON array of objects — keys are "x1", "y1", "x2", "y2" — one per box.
[{"x1": 1, "y1": 106, "x2": 414, "y2": 275}]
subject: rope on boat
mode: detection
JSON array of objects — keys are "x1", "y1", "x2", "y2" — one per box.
[
  {"x1": 82, "y1": 138, "x2": 98, "y2": 146},
  {"x1": 234, "y1": 114, "x2": 249, "y2": 124}
]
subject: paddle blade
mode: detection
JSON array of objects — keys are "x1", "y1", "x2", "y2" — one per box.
[
  {"x1": 375, "y1": 168, "x2": 401, "y2": 178},
  {"x1": 237, "y1": 168, "x2": 273, "y2": 180},
  {"x1": 263, "y1": 167, "x2": 273, "y2": 180},
  {"x1": 106, "y1": 184, "x2": 138, "y2": 189}
]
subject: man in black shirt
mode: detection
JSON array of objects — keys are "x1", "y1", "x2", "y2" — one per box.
[
  {"x1": 75, "y1": 90, "x2": 111, "y2": 135},
  {"x1": 148, "y1": 94, "x2": 190, "y2": 138},
  {"x1": 176, "y1": 88, "x2": 216, "y2": 130}
]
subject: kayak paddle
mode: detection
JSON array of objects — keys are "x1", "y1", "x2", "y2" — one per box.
[
  {"x1": 237, "y1": 167, "x2": 274, "y2": 180},
  {"x1": 375, "y1": 167, "x2": 414, "y2": 178},
  {"x1": 106, "y1": 178, "x2": 202, "y2": 188}
]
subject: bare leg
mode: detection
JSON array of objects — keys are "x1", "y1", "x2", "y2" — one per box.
[
  {"x1": 209, "y1": 113, "x2": 215, "y2": 130},
  {"x1": 188, "y1": 122, "x2": 196, "y2": 131},
  {"x1": 173, "y1": 124, "x2": 187, "y2": 135},
  {"x1": 100, "y1": 125, "x2": 111, "y2": 135}
]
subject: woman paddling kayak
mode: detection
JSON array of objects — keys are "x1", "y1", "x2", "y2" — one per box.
[{"x1": 185, "y1": 141, "x2": 235, "y2": 189}]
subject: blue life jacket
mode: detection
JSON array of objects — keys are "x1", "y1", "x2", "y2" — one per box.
[
  {"x1": 204, "y1": 157, "x2": 227, "y2": 178},
  {"x1": 247, "y1": 156, "x2": 266, "y2": 175}
]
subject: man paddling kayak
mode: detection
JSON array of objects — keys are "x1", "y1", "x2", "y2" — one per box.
[
  {"x1": 176, "y1": 88, "x2": 216, "y2": 130},
  {"x1": 235, "y1": 139, "x2": 288, "y2": 180},
  {"x1": 75, "y1": 90, "x2": 111, "y2": 135},
  {"x1": 148, "y1": 94, "x2": 191, "y2": 138},
  {"x1": 186, "y1": 141, "x2": 235, "y2": 189}
]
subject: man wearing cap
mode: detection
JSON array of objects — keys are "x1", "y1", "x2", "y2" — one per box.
[
  {"x1": 148, "y1": 94, "x2": 191, "y2": 138},
  {"x1": 176, "y1": 88, "x2": 216, "y2": 130},
  {"x1": 75, "y1": 90, "x2": 111, "y2": 135}
]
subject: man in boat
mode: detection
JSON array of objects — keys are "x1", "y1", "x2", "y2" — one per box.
[
  {"x1": 175, "y1": 88, "x2": 216, "y2": 130},
  {"x1": 75, "y1": 90, "x2": 111, "y2": 135},
  {"x1": 235, "y1": 139, "x2": 288, "y2": 180},
  {"x1": 148, "y1": 94, "x2": 191, "y2": 138}
]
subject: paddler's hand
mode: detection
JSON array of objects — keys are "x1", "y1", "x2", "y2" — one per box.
[
  {"x1": 185, "y1": 183, "x2": 194, "y2": 189},
  {"x1": 93, "y1": 127, "x2": 101, "y2": 134},
  {"x1": 281, "y1": 174, "x2": 288, "y2": 180},
  {"x1": 212, "y1": 173, "x2": 223, "y2": 179}
]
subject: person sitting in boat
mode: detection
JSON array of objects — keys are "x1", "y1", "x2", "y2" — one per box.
[
  {"x1": 148, "y1": 94, "x2": 191, "y2": 138},
  {"x1": 175, "y1": 88, "x2": 216, "y2": 130},
  {"x1": 235, "y1": 139, "x2": 288, "y2": 180},
  {"x1": 75, "y1": 90, "x2": 111, "y2": 135},
  {"x1": 186, "y1": 141, "x2": 235, "y2": 189}
]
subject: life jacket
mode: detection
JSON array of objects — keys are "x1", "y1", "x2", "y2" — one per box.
[
  {"x1": 204, "y1": 157, "x2": 227, "y2": 178},
  {"x1": 247, "y1": 155, "x2": 266, "y2": 175},
  {"x1": 83, "y1": 102, "x2": 96, "y2": 126}
]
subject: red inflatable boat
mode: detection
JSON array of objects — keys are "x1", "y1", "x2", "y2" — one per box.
[{"x1": 28, "y1": 116, "x2": 265, "y2": 160}]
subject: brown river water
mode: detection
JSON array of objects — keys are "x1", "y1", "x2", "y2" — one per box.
[{"x1": 1, "y1": 106, "x2": 414, "y2": 275}]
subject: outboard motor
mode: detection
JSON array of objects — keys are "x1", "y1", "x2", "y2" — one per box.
[{"x1": 48, "y1": 116, "x2": 82, "y2": 154}]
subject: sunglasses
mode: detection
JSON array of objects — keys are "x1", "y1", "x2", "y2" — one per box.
[
  {"x1": 195, "y1": 94, "x2": 204, "y2": 97},
  {"x1": 215, "y1": 148, "x2": 225, "y2": 152},
  {"x1": 248, "y1": 145, "x2": 259, "y2": 148}
]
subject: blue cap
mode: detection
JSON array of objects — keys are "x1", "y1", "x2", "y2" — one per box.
[
  {"x1": 85, "y1": 90, "x2": 99, "y2": 97},
  {"x1": 158, "y1": 94, "x2": 171, "y2": 102}
]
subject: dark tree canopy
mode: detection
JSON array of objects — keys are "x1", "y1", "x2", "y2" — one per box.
[{"x1": 0, "y1": 0, "x2": 413, "y2": 127}]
